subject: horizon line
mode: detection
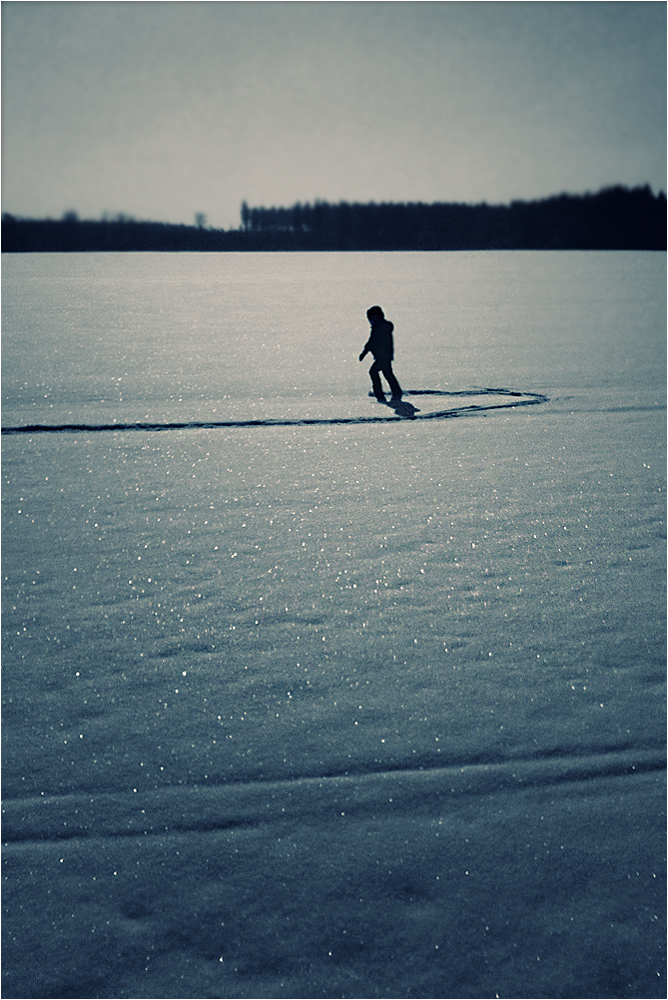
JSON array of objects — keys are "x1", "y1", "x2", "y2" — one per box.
[{"x1": 2, "y1": 183, "x2": 664, "y2": 231}]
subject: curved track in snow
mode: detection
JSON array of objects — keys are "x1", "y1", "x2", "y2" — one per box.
[{"x1": 1, "y1": 388, "x2": 549, "y2": 434}]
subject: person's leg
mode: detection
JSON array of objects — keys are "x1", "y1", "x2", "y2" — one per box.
[
  {"x1": 369, "y1": 361, "x2": 384, "y2": 399},
  {"x1": 381, "y1": 361, "x2": 402, "y2": 398}
]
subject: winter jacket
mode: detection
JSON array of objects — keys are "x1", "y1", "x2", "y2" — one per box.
[{"x1": 363, "y1": 318, "x2": 394, "y2": 361}]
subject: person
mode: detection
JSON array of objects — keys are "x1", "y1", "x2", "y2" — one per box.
[{"x1": 358, "y1": 305, "x2": 403, "y2": 401}]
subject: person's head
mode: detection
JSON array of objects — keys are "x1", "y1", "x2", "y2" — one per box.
[{"x1": 367, "y1": 305, "x2": 384, "y2": 323}]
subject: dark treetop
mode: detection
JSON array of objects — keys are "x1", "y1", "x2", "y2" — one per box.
[{"x1": 2, "y1": 186, "x2": 665, "y2": 252}]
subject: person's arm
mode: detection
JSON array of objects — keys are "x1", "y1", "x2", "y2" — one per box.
[{"x1": 359, "y1": 329, "x2": 374, "y2": 361}]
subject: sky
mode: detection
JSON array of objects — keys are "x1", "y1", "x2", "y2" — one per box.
[{"x1": 2, "y1": 1, "x2": 666, "y2": 230}]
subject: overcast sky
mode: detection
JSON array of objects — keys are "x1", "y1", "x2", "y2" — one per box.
[{"x1": 2, "y1": 1, "x2": 665, "y2": 229}]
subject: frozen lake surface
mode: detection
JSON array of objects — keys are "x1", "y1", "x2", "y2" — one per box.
[{"x1": 2, "y1": 251, "x2": 666, "y2": 998}]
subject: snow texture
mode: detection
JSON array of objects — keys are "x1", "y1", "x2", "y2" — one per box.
[{"x1": 2, "y1": 251, "x2": 665, "y2": 999}]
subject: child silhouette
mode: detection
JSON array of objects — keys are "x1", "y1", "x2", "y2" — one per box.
[{"x1": 358, "y1": 305, "x2": 403, "y2": 401}]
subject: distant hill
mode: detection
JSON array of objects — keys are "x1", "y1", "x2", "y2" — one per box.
[{"x1": 2, "y1": 186, "x2": 665, "y2": 252}]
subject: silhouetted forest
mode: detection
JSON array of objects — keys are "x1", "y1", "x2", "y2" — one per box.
[{"x1": 2, "y1": 186, "x2": 665, "y2": 252}]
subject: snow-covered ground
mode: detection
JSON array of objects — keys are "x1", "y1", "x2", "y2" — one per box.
[{"x1": 2, "y1": 252, "x2": 665, "y2": 998}]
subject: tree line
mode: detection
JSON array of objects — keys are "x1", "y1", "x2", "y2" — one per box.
[{"x1": 2, "y1": 186, "x2": 665, "y2": 252}]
